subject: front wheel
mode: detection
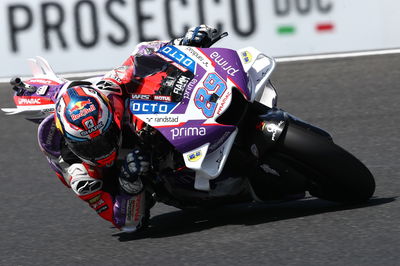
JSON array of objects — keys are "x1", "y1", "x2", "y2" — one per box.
[{"x1": 275, "y1": 120, "x2": 375, "y2": 203}]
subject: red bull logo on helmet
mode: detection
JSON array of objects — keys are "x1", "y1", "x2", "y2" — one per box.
[
  {"x1": 70, "y1": 100, "x2": 91, "y2": 112},
  {"x1": 70, "y1": 100, "x2": 96, "y2": 121}
]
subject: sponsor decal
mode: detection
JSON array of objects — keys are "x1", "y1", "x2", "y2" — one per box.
[
  {"x1": 153, "y1": 116, "x2": 178, "y2": 123},
  {"x1": 18, "y1": 98, "x2": 41, "y2": 105},
  {"x1": 70, "y1": 100, "x2": 91, "y2": 112},
  {"x1": 27, "y1": 78, "x2": 59, "y2": 85},
  {"x1": 216, "y1": 91, "x2": 232, "y2": 115},
  {"x1": 88, "y1": 194, "x2": 102, "y2": 204},
  {"x1": 80, "y1": 121, "x2": 104, "y2": 136},
  {"x1": 131, "y1": 94, "x2": 152, "y2": 100},
  {"x1": 36, "y1": 85, "x2": 49, "y2": 96},
  {"x1": 130, "y1": 100, "x2": 176, "y2": 114},
  {"x1": 173, "y1": 75, "x2": 190, "y2": 95},
  {"x1": 183, "y1": 78, "x2": 198, "y2": 100},
  {"x1": 194, "y1": 73, "x2": 227, "y2": 118},
  {"x1": 134, "y1": 194, "x2": 142, "y2": 222},
  {"x1": 241, "y1": 51, "x2": 253, "y2": 64},
  {"x1": 16, "y1": 96, "x2": 54, "y2": 106},
  {"x1": 45, "y1": 122, "x2": 57, "y2": 146},
  {"x1": 263, "y1": 120, "x2": 284, "y2": 141},
  {"x1": 210, "y1": 52, "x2": 239, "y2": 77},
  {"x1": 170, "y1": 127, "x2": 206, "y2": 140},
  {"x1": 153, "y1": 95, "x2": 172, "y2": 102},
  {"x1": 187, "y1": 150, "x2": 202, "y2": 162},
  {"x1": 131, "y1": 94, "x2": 172, "y2": 102},
  {"x1": 185, "y1": 47, "x2": 210, "y2": 68},
  {"x1": 90, "y1": 199, "x2": 105, "y2": 209},
  {"x1": 159, "y1": 45, "x2": 196, "y2": 73},
  {"x1": 126, "y1": 197, "x2": 137, "y2": 222},
  {"x1": 70, "y1": 100, "x2": 96, "y2": 121}
]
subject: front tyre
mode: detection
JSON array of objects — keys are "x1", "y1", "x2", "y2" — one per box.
[{"x1": 277, "y1": 120, "x2": 375, "y2": 203}]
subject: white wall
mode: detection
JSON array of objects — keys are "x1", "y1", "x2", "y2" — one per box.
[{"x1": 1, "y1": 0, "x2": 400, "y2": 77}]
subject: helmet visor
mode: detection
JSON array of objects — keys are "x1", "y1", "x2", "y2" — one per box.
[{"x1": 66, "y1": 123, "x2": 120, "y2": 161}]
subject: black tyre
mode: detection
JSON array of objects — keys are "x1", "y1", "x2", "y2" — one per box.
[{"x1": 275, "y1": 119, "x2": 376, "y2": 203}]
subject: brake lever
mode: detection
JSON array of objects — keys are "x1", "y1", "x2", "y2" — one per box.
[
  {"x1": 204, "y1": 32, "x2": 229, "y2": 48},
  {"x1": 10, "y1": 77, "x2": 37, "y2": 95}
]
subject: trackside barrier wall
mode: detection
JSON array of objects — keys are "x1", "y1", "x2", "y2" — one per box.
[{"x1": 1, "y1": 0, "x2": 400, "y2": 77}]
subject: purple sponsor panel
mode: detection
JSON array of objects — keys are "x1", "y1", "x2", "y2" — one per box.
[
  {"x1": 24, "y1": 78, "x2": 64, "y2": 100},
  {"x1": 48, "y1": 85, "x2": 64, "y2": 102},
  {"x1": 17, "y1": 82, "x2": 63, "y2": 102},
  {"x1": 135, "y1": 41, "x2": 167, "y2": 56},
  {"x1": 113, "y1": 193, "x2": 132, "y2": 228},
  {"x1": 37, "y1": 115, "x2": 62, "y2": 158},
  {"x1": 156, "y1": 120, "x2": 236, "y2": 153},
  {"x1": 200, "y1": 48, "x2": 250, "y2": 100}
]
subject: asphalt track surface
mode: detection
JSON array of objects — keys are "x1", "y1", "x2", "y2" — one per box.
[{"x1": 1, "y1": 54, "x2": 400, "y2": 266}]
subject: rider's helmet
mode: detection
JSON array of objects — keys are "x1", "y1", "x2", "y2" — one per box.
[{"x1": 55, "y1": 85, "x2": 121, "y2": 167}]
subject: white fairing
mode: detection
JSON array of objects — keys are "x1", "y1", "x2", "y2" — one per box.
[
  {"x1": 1, "y1": 57, "x2": 104, "y2": 120},
  {"x1": 237, "y1": 47, "x2": 277, "y2": 107},
  {"x1": 27, "y1": 56, "x2": 66, "y2": 82},
  {"x1": 183, "y1": 129, "x2": 238, "y2": 191},
  {"x1": 1, "y1": 57, "x2": 66, "y2": 119}
]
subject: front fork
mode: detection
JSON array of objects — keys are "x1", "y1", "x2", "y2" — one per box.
[
  {"x1": 249, "y1": 107, "x2": 332, "y2": 159},
  {"x1": 249, "y1": 108, "x2": 287, "y2": 158}
]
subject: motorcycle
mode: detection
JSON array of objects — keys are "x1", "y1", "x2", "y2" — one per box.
[{"x1": 2, "y1": 33, "x2": 375, "y2": 212}]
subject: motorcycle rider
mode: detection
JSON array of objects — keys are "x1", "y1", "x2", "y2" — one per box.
[{"x1": 37, "y1": 25, "x2": 219, "y2": 232}]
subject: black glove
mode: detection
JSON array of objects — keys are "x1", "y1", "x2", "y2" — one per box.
[
  {"x1": 119, "y1": 149, "x2": 150, "y2": 195},
  {"x1": 180, "y1": 25, "x2": 218, "y2": 47}
]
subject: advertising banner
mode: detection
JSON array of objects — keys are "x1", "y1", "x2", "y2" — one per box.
[{"x1": 1, "y1": 0, "x2": 400, "y2": 77}]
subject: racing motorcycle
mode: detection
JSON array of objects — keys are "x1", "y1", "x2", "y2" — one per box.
[{"x1": 2, "y1": 34, "x2": 375, "y2": 211}]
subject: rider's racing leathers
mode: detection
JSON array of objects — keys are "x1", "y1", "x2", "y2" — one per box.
[{"x1": 37, "y1": 25, "x2": 218, "y2": 232}]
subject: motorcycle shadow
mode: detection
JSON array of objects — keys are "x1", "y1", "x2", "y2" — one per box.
[{"x1": 113, "y1": 196, "x2": 395, "y2": 242}]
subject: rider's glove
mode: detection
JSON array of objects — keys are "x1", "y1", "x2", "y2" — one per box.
[
  {"x1": 180, "y1": 24, "x2": 218, "y2": 47},
  {"x1": 119, "y1": 149, "x2": 150, "y2": 195}
]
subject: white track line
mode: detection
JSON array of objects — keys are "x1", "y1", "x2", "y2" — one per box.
[
  {"x1": 2, "y1": 48, "x2": 400, "y2": 83},
  {"x1": 276, "y1": 48, "x2": 400, "y2": 62}
]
